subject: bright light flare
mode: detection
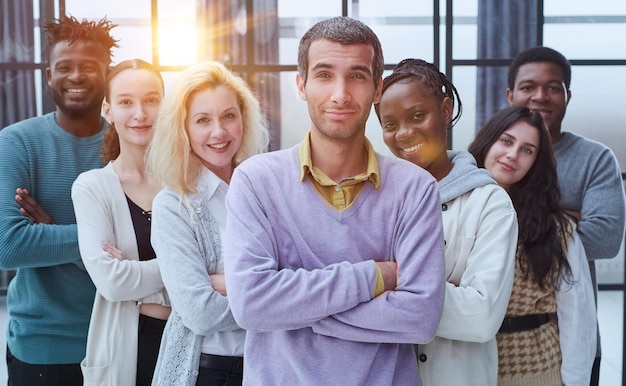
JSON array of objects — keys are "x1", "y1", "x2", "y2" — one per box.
[{"x1": 158, "y1": 23, "x2": 198, "y2": 66}]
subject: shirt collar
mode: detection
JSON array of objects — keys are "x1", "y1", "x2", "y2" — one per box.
[
  {"x1": 197, "y1": 168, "x2": 229, "y2": 200},
  {"x1": 298, "y1": 131, "x2": 380, "y2": 188}
]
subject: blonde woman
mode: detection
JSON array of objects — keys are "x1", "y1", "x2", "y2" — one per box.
[{"x1": 148, "y1": 61, "x2": 270, "y2": 386}]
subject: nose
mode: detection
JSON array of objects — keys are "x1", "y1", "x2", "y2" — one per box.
[
  {"x1": 330, "y1": 78, "x2": 351, "y2": 106},
  {"x1": 506, "y1": 147, "x2": 518, "y2": 160},
  {"x1": 133, "y1": 104, "x2": 148, "y2": 121},
  {"x1": 395, "y1": 123, "x2": 414, "y2": 141},
  {"x1": 68, "y1": 68, "x2": 86, "y2": 82},
  {"x1": 210, "y1": 120, "x2": 228, "y2": 137},
  {"x1": 531, "y1": 87, "x2": 548, "y2": 102}
]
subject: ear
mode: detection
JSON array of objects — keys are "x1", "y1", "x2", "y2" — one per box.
[
  {"x1": 296, "y1": 73, "x2": 307, "y2": 101},
  {"x1": 506, "y1": 88, "x2": 514, "y2": 106},
  {"x1": 441, "y1": 97, "x2": 454, "y2": 123},
  {"x1": 372, "y1": 77, "x2": 383, "y2": 104},
  {"x1": 565, "y1": 89, "x2": 572, "y2": 106},
  {"x1": 46, "y1": 67, "x2": 52, "y2": 85},
  {"x1": 102, "y1": 101, "x2": 113, "y2": 125}
]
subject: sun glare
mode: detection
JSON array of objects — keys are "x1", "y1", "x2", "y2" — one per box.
[{"x1": 158, "y1": 24, "x2": 198, "y2": 66}]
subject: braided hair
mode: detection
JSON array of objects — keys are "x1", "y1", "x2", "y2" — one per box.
[{"x1": 375, "y1": 58, "x2": 462, "y2": 128}]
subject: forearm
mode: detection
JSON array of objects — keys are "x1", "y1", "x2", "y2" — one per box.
[
  {"x1": 0, "y1": 219, "x2": 81, "y2": 269},
  {"x1": 73, "y1": 180, "x2": 166, "y2": 301},
  {"x1": 311, "y1": 288, "x2": 444, "y2": 344},
  {"x1": 225, "y1": 257, "x2": 377, "y2": 331},
  {"x1": 152, "y1": 194, "x2": 239, "y2": 336}
]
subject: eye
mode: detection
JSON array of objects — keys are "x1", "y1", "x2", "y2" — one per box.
[
  {"x1": 315, "y1": 72, "x2": 331, "y2": 79},
  {"x1": 82, "y1": 64, "x2": 98, "y2": 72},
  {"x1": 118, "y1": 99, "x2": 132, "y2": 106},
  {"x1": 223, "y1": 112, "x2": 236, "y2": 120},
  {"x1": 411, "y1": 112, "x2": 424, "y2": 122},
  {"x1": 351, "y1": 73, "x2": 366, "y2": 80},
  {"x1": 196, "y1": 117, "x2": 210, "y2": 124},
  {"x1": 522, "y1": 146, "x2": 534, "y2": 155},
  {"x1": 145, "y1": 97, "x2": 161, "y2": 105},
  {"x1": 382, "y1": 121, "x2": 397, "y2": 131},
  {"x1": 500, "y1": 138, "x2": 512, "y2": 145}
]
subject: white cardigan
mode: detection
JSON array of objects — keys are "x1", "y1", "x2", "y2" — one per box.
[{"x1": 71, "y1": 162, "x2": 169, "y2": 386}]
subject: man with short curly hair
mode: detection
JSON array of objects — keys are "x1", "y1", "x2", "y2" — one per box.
[{"x1": 0, "y1": 15, "x2": 118, "y2": 385}]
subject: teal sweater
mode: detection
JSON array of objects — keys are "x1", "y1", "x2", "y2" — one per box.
[{"x1": 0, "y1": 112, "x2": 105, "y2": 364}]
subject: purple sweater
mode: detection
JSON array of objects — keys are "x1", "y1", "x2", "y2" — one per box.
[{"x1": 224, "y1": 145, "x2": 445, "y2": 385}]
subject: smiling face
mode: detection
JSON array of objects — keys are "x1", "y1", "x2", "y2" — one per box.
[
  {"x1": 296, "y1": 39, "x2": 381, "y2": 141},
  {"x1": 46, "y1": 39, "x2": 108, "y2": 120},
  {"x1": 484, "y1": 120, "x2": 540, "y2": 190},
  {"x1": 378, "y1": 80, "x2": 452, "y2": 180},
  {"x1": 102, "y1": 68, "x2": 163, "y2": 149},
  {"x1": 186, "y1": 85, "x2": 243, "y2": 183},
  {"x1": 507, "y1": 61, "x2": 570, "y2": 136}
]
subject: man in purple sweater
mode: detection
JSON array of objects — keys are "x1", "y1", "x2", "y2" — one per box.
[{"x1": 224, "y1": 17, "x2": 445, "y2": 385}]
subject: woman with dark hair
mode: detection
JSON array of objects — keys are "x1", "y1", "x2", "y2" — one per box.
[
  {"x1": 375, "y1": 58, "x2": 518, "y2": 386},
  {"x1": 72, "y1": 59, "x2": 169, "y2": 386},
  {"x1": 468, "y1": 105, "x2": 596, "y2": 385}
]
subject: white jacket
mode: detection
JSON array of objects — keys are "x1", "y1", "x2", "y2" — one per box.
[
  {"x1": 415, "y1": 151, "x2": 518, "y2": 386},
  {"x1": 72, "y1": 162, "x2": 169, "y2": 386}
]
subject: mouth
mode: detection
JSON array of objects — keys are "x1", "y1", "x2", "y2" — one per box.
[
  {"x1": 326, "y1": 110, "x2": 356, "y2": 119},
  {"x1": 400, "y1": 142, "x2": 425, "y2": 155},
  {"x1": 498, "y1": 161, "x2": 514, "y2": 171},
  {"x1": 65, "y1": 87, "x2": 90, "y2": 93},
  {"x1": 209, "y1": 142, "x2": 229, "y2": 149}
]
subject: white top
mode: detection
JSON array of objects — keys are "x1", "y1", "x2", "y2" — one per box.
[{"x1": 200, "y1": 173, "x2": 242, "y2": 355}]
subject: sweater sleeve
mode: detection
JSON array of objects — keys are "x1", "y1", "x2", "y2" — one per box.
[
  {"x1": 309, "y1": 178, "x2": 446, "y2": 344},
  {"x1": 224, "y1": 168, "x2": 378, "y2": 332},
  {"x1": 569, "y1": 146, "x2": 625, "y2": 260},
  {"x1": 151, "y1": 189, "x2": 239, "y2": 336},
  {"x1": 435, "y1": 188, "x2": 518, "y2": 342},
  {"x1": 557, "y1": 231, "x2": 597, "y2": 385},
  {"x1": 71, "y1": 170, "x2": 167, "y2": 302},
  {"x1": 0, "y1": 126, "x2": 82, "y2": 269}
]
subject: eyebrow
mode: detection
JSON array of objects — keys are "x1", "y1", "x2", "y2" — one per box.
[
  {"x1": 517, "y1": 78, "x2": 563, "y2": 86},
  {"x1": 113, "y1": 91, "x2": 162, "y2": 98},
  {"x1": 311, "y1": 62, "x2": 372, "y2": 76}
]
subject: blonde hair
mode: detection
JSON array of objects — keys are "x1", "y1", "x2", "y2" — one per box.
[{"x1": 147, "y1": 61, "x2": 270, "y2": 197}]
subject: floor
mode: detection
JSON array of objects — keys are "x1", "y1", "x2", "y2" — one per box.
[{"x1": 0, "y1": 292, "x2": 623, "y2": 385}]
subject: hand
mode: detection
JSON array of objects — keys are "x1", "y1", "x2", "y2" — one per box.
[
  {"x1": 376, "y1": 261, "x2": 398, "y2": 292},
  {"x1": 563, "y1": 209, "x2": 582, "y2": 223},
  {"x1": 210, "y1": 273, "x2": 227, "y2": 296},
  {"x1": 15, "y1": 188, "x2": 53, "y2": 224},
  {"x1": 102, "y1": 242, "x2": 125, "y2": 261}
]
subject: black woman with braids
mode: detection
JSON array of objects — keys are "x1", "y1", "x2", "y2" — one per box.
[
  {"x1": 375, "y1": 59, "x2": 518, "y2": 386},
  {"x1": 0, "y1": 15, "x2": 117, "y2": 385}
]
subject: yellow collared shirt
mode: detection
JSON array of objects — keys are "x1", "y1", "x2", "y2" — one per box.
[{"x1": 298, "y1": 133, "x2": 380, "y2": 211}]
